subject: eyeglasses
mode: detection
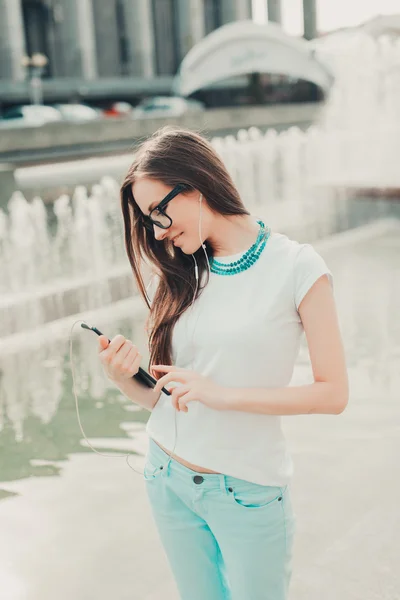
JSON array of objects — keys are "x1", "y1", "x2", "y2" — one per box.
[{"x1": 141, "y1": 183, "x2": 189, "y2": 232}]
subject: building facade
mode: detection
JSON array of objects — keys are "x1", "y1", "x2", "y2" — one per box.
[{"x1": 0, "y1": 0, "x2": 253, "y2": 82}]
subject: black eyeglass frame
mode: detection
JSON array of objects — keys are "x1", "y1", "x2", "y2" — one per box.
[{"x1": 142, "y1": 183, "x2": 190, "y2": 231}]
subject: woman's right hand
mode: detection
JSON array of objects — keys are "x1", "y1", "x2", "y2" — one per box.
[{"x1": 98, "y1": 334, "x2": 142, "y2": 383}]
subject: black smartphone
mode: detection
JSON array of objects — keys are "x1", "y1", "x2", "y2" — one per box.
[{"x1": 81, "y1": 322, "x2": 171, "y2": 396}]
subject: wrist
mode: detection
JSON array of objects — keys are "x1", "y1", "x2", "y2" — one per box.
[
  {"x1": 220, "y1": 386, "x2": 234, "y2": 410},
  {"x1": 111, "y1": 375, "x2": 133, "y2": 388}
]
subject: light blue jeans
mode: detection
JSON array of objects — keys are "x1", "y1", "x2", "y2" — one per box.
[{"x1": 144, "y1": 437, "x2": 296, "y2": 600}]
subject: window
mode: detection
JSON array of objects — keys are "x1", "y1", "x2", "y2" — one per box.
[
  {"x1": 3, "y1": 108, "x2": 24, "y2": 119},
  {"x1": 204, "y1": 0, "x2": 223, "y2": 35},
  {"x1": 116, "y1": 0, "x2": 130, "y2": 74},
  {"x1": 152, "y1": 0, "x2": 180, "y2": 75},
  {"x1": 22, "y1": 0, "x2": 51, "y2": 77}
]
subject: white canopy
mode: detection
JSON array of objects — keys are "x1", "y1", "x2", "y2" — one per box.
[{"x1": 173, "y1": 20, "x2": 333, "y2": 96}]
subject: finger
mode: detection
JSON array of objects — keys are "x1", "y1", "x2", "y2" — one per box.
[
  {"x1": 172, "y1": 385, "x2": 190, "y2": 411},
  {"x1": 108, "y1": 334, "x2": 128, "y2": 353},
  {"x1": 151, "y1": 365, "x2": 187, "y2": 372},
  {"x1": 154, "y1": 376, "x2": 172, "y2": 397},
  {"x1": 98, "y1": 335, "x2": 109, "y2": 352},
  {"x1": 154, "y1": 373, "x2": 180, "y2": 395},
  {"x1": 121, "y1": 347, "x2": 141, "y2": 374},
  {"x1": 178, "y1": 392, "x2": 193, "y2": 413},
  {"x1": 112, "y1": 341, "x2": 134, "y2": 366},
  {"x1": 171, "y1": 384, "x2": 190, "y2": 409},
  {"x1": 99, "y1": 335, "x2": 128, "y2": 364},
  {"x1": 154, "y1": 380, "x2": 178, "y2": 401},
  {"x1": 151, "y1": 365, "x2": 174, "y2": 375},
  {"x1": 170, "y1": 385, "x2": 183, "y2": 410},
  {"x1": 154, "y1": 372, "x2": 189, "y2": 395}
]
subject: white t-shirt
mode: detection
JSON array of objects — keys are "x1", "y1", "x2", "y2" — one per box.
[{"x1": 144, "y1": 229, "x2": 333, "y2": 486}]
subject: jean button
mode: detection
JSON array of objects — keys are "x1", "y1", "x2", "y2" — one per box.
[{"x1": 193, "y1": 475, "x2": 204, "y2": 484}]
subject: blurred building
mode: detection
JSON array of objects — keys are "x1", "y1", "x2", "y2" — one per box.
[{"x1": 0, "y1": 0, "x2": 252, "y2": 105}]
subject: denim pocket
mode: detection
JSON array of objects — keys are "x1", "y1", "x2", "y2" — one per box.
[
  {"x1": 143, "y1": 455, "x2": 166, "y2": 481},
  {"x1": 227, "y1": 479, "x2": 284, "y2": 509}
]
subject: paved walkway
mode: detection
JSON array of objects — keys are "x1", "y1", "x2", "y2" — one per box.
[{"x1": 0, "y1": 220, "x2": 399, "y2": 600}]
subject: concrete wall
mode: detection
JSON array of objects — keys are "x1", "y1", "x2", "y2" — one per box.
[{"x1": 0, "y1": 103, "x2": 321, "y2": 158}]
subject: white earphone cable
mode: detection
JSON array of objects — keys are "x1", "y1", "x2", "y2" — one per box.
[{"x1": 70, "y1": 192, "x2": 209, "y2": 476}]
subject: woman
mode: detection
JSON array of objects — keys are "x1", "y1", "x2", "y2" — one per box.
[{"x1": 98, "y1": 126, "x2": 349, "y2": 600}]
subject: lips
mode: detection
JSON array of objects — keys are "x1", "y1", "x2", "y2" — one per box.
[{"x1": 172, "y1": 232, "x2": 183, "y2": 244}]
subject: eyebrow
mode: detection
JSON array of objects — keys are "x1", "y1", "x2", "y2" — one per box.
[{"x1": 148, "y1": 200, "x2": 158, "y2": 213}]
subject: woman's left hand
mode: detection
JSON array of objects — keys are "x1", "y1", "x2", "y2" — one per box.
[{"x1": 151, "y1": 365, "x2": 228, "y2": 412}]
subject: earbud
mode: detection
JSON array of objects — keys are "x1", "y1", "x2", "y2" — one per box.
[{"x1": 192, "y1": 191, "x2": 207, "y2": 283}]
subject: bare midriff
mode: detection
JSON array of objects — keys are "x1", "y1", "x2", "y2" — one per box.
[{"x1": 153, "y1": 438, "x2": 221, "y2": 474}]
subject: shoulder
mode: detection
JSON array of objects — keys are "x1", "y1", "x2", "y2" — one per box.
[
  {"x1": 268, "y1": 231, "x2": 330, "y2": 268},
  {"x1": 267, "y1": 231, "x2": 333, "y2": 311},
  {"x1": 268, "y1": 230, "x2": 313, "y2": 257},
  {"x1": 265, "y1": 230, "x2": 307, "y2": 261}
]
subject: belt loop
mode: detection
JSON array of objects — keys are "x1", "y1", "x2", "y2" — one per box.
[{"x1": 219, "y1": 474, "x2": 229, "y2": 495}]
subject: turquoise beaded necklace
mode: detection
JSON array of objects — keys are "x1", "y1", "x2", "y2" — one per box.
[{"x1": 209, "y1": 219, "x2": 271, "y2": 276}]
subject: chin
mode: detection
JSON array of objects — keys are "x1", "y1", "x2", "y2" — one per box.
[
  {"x1": 186, "y1": 241, "x2": 203, "y2": 255},
  {"x1": 176, "y1": 238, "x2": 207, "y2": 255},
  {"x1": 179, "y1": 244, "x2": 190, "y2": 255}
]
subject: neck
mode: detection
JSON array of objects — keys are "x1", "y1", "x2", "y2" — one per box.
[{"x1": 209, "y1": 215, "x2": 260, "y2": 257}]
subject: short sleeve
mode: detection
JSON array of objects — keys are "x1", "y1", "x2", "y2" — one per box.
[{"x1": 294, "y1": 244, "x2": 333, "y2": 310}]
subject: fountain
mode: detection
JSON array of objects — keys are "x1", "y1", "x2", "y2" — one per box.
[
  {"x1": 311, "y1": 31, "x2": 400, "y2": 191},
  {"x1": 0, "y1": 31, "x2": 400, "y2": 442}
]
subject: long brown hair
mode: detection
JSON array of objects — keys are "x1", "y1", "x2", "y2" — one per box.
[{"x1": 120, "y1": 125, "x2": 250, "y2": 371}]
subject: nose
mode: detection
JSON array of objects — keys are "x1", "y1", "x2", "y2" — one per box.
[{"x1": 153, "y1": 225, "x2": 169, "y2": 241}]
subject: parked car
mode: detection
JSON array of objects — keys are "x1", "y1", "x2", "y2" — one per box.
[
  {"x1": 52, "y1": 103, "x2": 101, "y2": 122},
  {"x1": 132, "y1": 96, "x2": 204, "y2": 119},
  {"x1": 0, "y1": 105, "x2": 63, "y2": 128},
  {"x1": 103, "y1": 101, "x2": 134, "y2": 118}
]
